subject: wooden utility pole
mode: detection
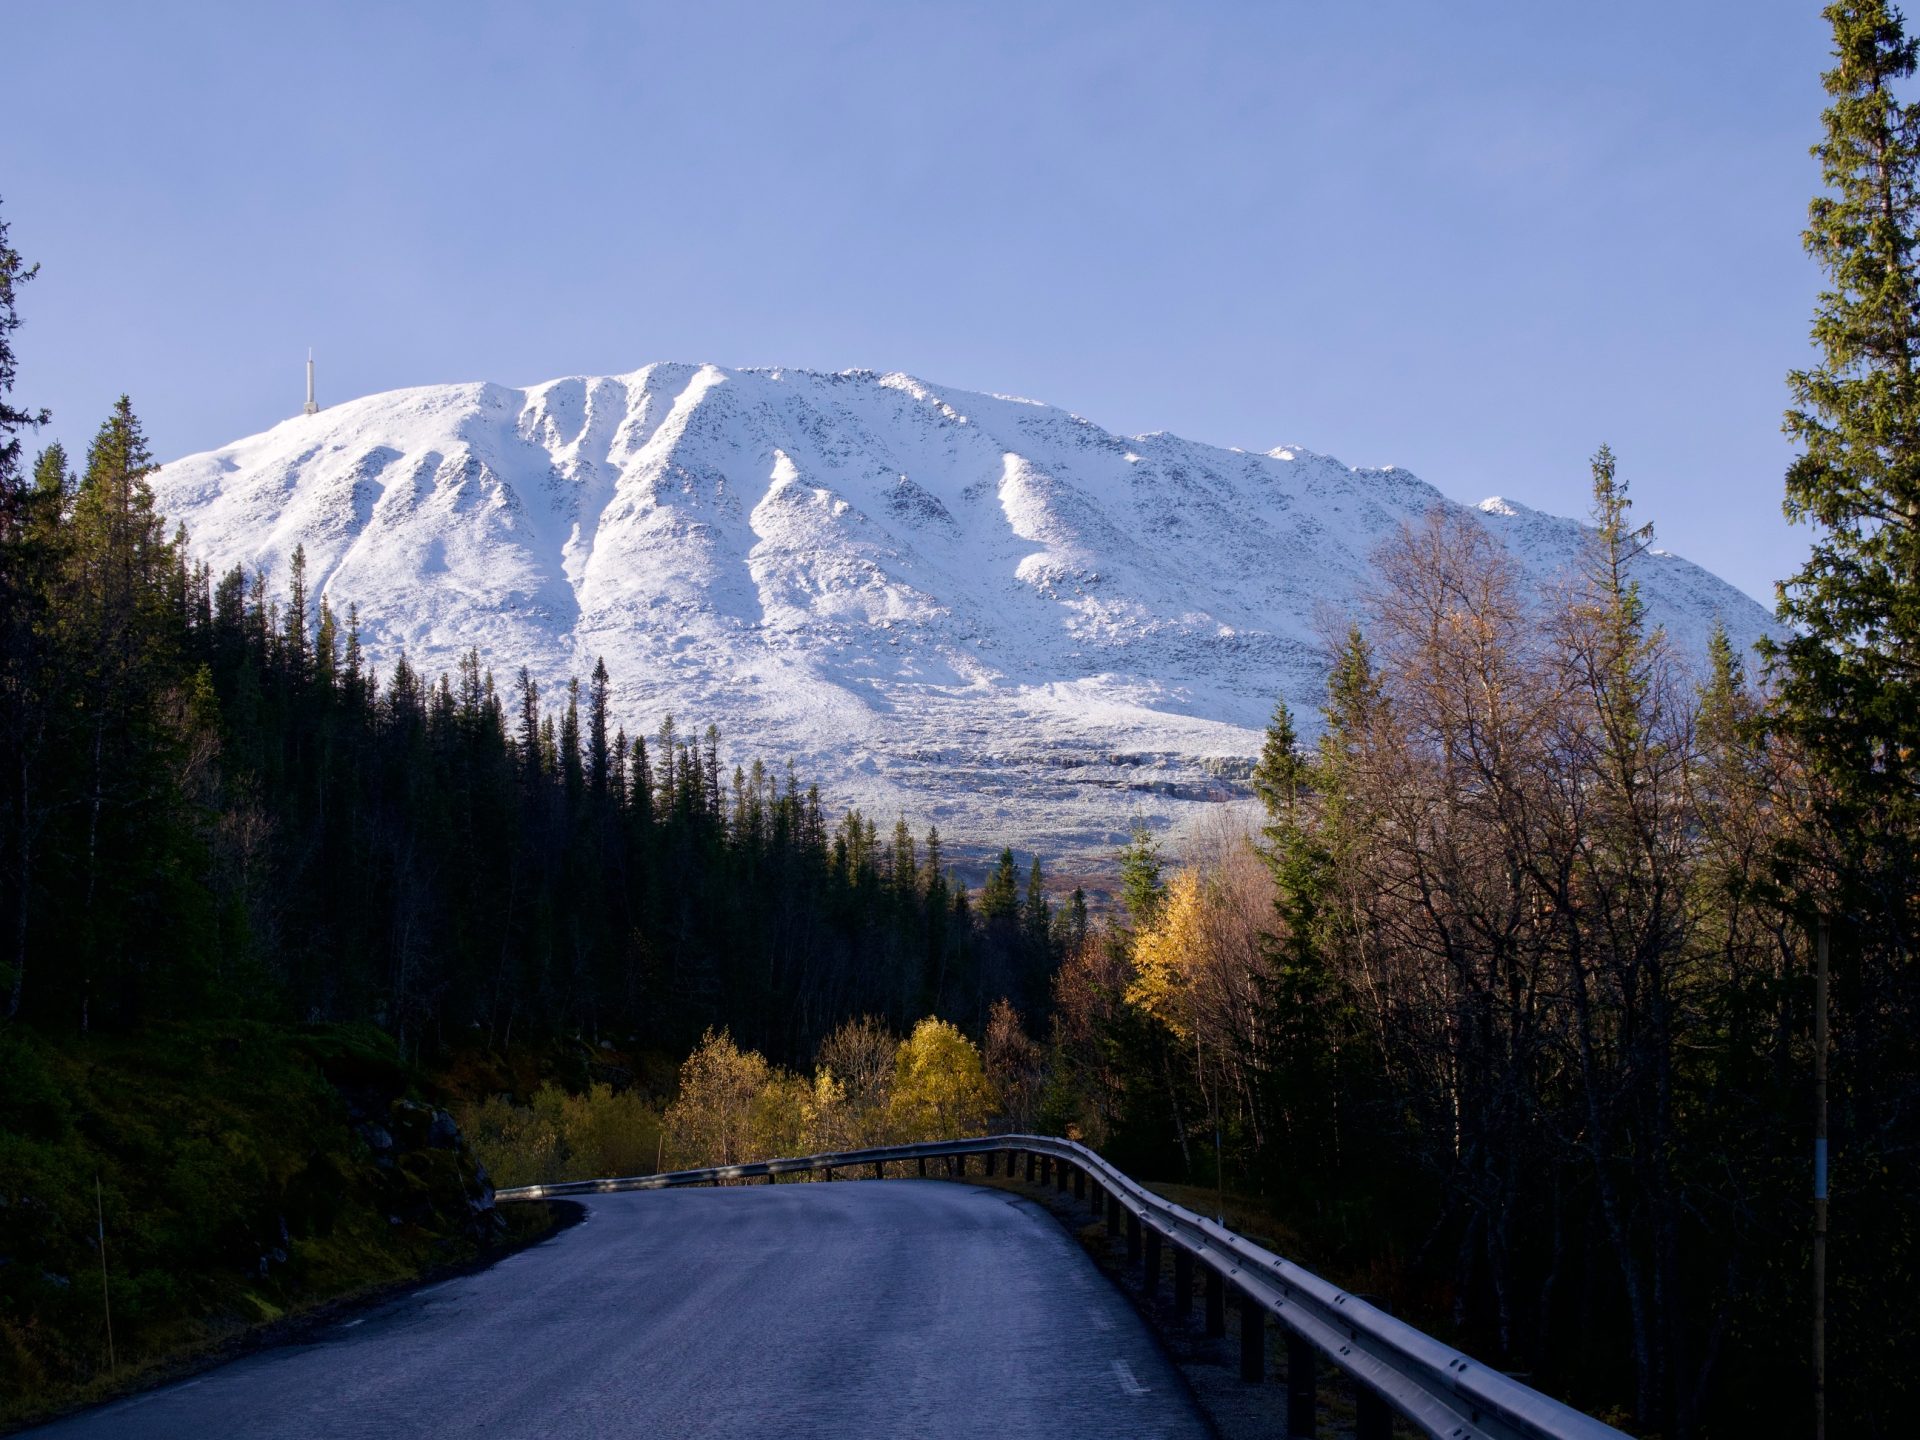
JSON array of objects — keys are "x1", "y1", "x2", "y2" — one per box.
[{"x1": 1813, "y1": 920, "x2": 1829, "y2": 1440}]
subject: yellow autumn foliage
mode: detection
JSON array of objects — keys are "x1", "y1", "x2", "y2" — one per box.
[
  {"x1": 886, "y1": 1018, "x2": 997, "y2": 1141},
  {"x1": 1125, "y1": 868, "x2": 1207, "y2": 1040},
  {"x1": 662, "y1": 1027, "x2": 774, "y2": 1167},
  {"x1": 641, "y1": 1017, "x2": 1004, "y2": 1170}
]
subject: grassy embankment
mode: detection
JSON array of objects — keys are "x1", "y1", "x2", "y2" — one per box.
[{"x1": 0, "y1": 1021, "x2": 560, "y2": 1431}]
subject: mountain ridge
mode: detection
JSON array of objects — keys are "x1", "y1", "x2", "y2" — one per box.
[{"x1": 150, "y1": 361, "x2": 1779, "y2": 861}]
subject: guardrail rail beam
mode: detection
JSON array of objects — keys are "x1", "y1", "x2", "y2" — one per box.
[{"x1": 494, "y1": 1134, "x2": 1634, "y2": 1440}]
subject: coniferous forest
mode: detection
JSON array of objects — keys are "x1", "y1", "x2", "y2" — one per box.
[
  {"x1": 0, "y1": 399, "x2": 1070, "y2": 1058},
  {"x1": 6, "y1": 6, "x2": 1920, "y2": 1437}
]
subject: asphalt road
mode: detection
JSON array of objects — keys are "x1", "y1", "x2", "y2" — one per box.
[{"x1": 29, "y1": 1179, "x2": 1211, "y2": 1439}]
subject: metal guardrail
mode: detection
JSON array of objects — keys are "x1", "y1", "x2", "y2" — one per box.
[{"x1": 497, "y1": 1134, "x2": 1630, "y2": 1440}]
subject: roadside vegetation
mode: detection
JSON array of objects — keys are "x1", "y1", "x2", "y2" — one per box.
[
  {"x1": 457, "y1": 1016, "x2": 1000, "y2": 1186},
  {"x1": 0, "y1": 1020, "x2": 531, "y2": 1429}
]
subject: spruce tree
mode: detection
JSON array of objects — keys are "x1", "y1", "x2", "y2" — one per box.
[
  {"x1": 980, "y1": 847, "x2": 1019, "y2": 920},
  {"x1": 539, "y1": 714, "x2": 559, "y2": 778},
  {"x1": 342, "y1": 604, "x2": 366, "y2": 713},
  {"x1": 1060, "y1": 886, "x2": 1089, "y2": 955},
  {"x1": 515, "y1": 667, "x2": 541, "y2": 784},
  {"x1": 63, "y1": 398, "x2": 197, "y2": 1025},
  {"x1": 0, "y1": 200, "x2": 48, "y2": 493},
  {"x1": 31, "y1": 439, "x2": 68, "y2": 499},
  {"x1": 1117, "y1": 821, "x2": 1165, "y2": 927},
  {"x1": 283, "y1": 544, "x2": 310, "y2": 689},
  {"x1": 1770, "y1": 14, "x2": 1920, "y2": 1424},
  {"x1": 629, "y1": 733, "x2": 653, "y2": 831},
  {"x1": 587, "y1": 657, "x2": 611, "y2": 799},
  {"x1": 560, "y1": 676, "x2": 583, "y2": 801},
  {"x1": 314, "y1": 598, "x2": 338, "y2": 695},
  {"x1": 1773, "y1": 1, "x2": 1920, "y2": 950},
  {"x1": 1251, "y1": 696, "x2": 1305, "y2": 822},
  {"x1": 1581, "y1": 446, "x2": 1662, "y2": 746},
  {"x1": 889, "y1": 818, "x2": 918, "y2": 901},
  {"x1": 0, "y1": 201, "x2": 50, "y2": 1019},
  {"x1": 1021, "y1": 856, "x2": 1051, "y2": 957},
  {"x1": 1322, "y1": 625, "x2": 1382, "y2": 750}
]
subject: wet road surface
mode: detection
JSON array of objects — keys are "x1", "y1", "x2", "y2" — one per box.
[{"x1": 28, "y1": 1178, "x2": 1209, "y2": 1438}]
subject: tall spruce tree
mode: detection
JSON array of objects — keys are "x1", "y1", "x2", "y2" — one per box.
[
  {"x1": 0, "y1": 199, "x2": 51, "y2": 1018},
  {"x1": 1770, "y1": 10, "x2": 1920, "y2": 1428},
  {"x1": 980, "y1": 847, "x2": 1019, "y2": 920},
  {"x1": 1774, "y1": 1, "x2": 1920, "y2": 951},
  {"x1": 0, "y1": 200, "x2": 47, "y2": 492},
  {"x1": 587, "y1": 657, "x2": 611, "y2": 798},
  {"x1": 31, "y1": 440, "x2": 68, "y2": 499},
  {"x1": 560, "y1": 677, "x2": 583, "y2": 801},
  {"x1": 515, "y1": 667, "x2": 541, "y2": 784},
  {"x1": 1117, "y1": 821, "x2": 1165, "y2": 927},
  {"x1": 1021, "y1": 856, "x2": 1051, "y2": 956},
  {"x1": 282, "y1": 544, "x2": 310, "y2": 689},
  {"x1": 1250, "y1": 696, "x2": 1304, "y2": 822}
]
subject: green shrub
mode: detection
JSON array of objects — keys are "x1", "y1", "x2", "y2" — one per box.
[{"x1": 458, "y1": 1082, "x2": 663, "y2": 1188}]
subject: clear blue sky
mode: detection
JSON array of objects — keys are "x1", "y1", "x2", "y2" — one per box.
[{"x1": 6, "y1": 1, "x2": 1831, "y2": 605}]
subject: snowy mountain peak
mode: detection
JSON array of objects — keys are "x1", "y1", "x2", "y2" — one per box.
[{"x1": 150, "y1": 363, "x2": 1779, "y2": 862}]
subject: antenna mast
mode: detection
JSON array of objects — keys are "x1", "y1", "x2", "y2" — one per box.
[{"x1": 304, "y1": 349, "x2": 319, "y2": 416}]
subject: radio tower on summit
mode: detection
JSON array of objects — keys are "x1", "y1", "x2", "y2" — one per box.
[{"x1": 303, "y1": 349, "x2": 319, "y2": 416}]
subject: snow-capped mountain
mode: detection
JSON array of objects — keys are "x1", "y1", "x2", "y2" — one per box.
[{"x1": 150, "y1": 363, "x2": 1777, "y2": 863}]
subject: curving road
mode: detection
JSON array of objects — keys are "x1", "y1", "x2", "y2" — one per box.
[{"x1": 29, "y1": 1179, "x2": 1209, "y2": 1439}]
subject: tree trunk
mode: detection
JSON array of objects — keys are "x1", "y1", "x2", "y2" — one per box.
[{"x1": 8, "y1": 755, "x2": 28, "y2": 1019}]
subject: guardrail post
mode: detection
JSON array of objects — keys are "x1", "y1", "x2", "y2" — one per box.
[
  {"x1": 1041, "y1": 1156, "x2": 1053, "y2": 1186},
  {"x1": 823, "y1": 1165, "x2": 835, "y2": 1182},
  {"x1": 1142, "y1": 1230, "x2": 1162, "y2": 1300},
  {"x1": 765, "y1": 1170, "x2": 775, "y2": 1184},
  {"x1": 1126, "y1": 1212, "x2": 1142, "y2": 1263},
  {"x1": 918, "y1": 1156, "x2": 927, "y2": 1177},
  {"x1": 1173, "y1": 1248, "x2": 1193, "y2": 1319},
  {"x1": 1238, "y1": 1292, "x2": 1265, "y2": 1383},
  {"x1": 1205, "y1": 1266, "x2": 1225, "y2": 1337},
  {"x1": 955, "y1": 1154, "x2": 967, "y2": 1178},
  {"x1": 1357, "y1": 1385, "x2": 1390, "y2": 1440},
  {"x1": 1354, "y1": 1295, "x2": 1391, "y2": 1440},
  {"x1": 873, "y1": 1161, "x2": 885, "y2": 1180},
  {"x1": 1025, "y1": 1152, "x2": 1036, "y2": 1184},
  {"x1": 1285, "y1": 1335, "x2": 1315, "y2": 1436},
  {"x1": 1072, "y1": 1168, "x2": 1084, "y2": 1201},
  {"x1": 1106, "y1": 1190, "x2": 1121, "y2": 1238},
  {"x1": 984, "y1": 1151, "x2": 996, "y2": 1177}
]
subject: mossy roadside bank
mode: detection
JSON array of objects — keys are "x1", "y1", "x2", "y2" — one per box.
[
  {"x1": 0, "y1": 1021, "x2": 572, "y2": 1433},
  {"x1": 4, "y1": 1201, "x2": 577, "y2": 1437}
]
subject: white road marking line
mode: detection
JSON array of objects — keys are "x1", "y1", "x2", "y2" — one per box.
[
  {"x1": 340, "y1": 1318, "x2": 365, "y2": 1328},
  {"x1": 415, "y1": 1281, "x2": 452, "y2": 1296},
  {"x1": 1111, "y1": 1358, "x2": 1151, "y2": 1396}
]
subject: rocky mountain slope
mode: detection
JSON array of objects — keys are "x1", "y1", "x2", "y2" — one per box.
[{"x1": 150, "y1": 363, "x2": 1778, "y2": 861}]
